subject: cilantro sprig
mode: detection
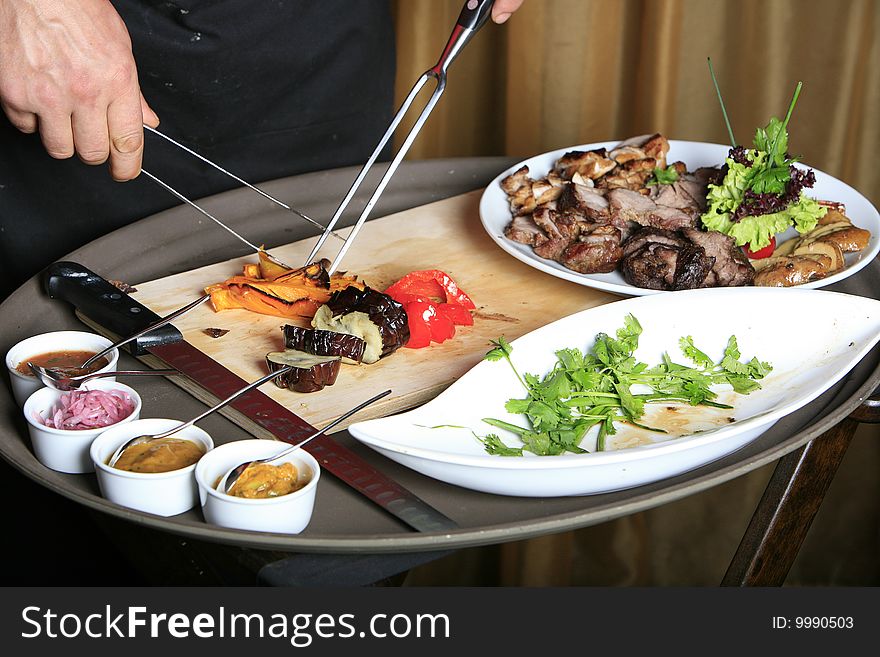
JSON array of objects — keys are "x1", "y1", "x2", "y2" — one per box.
[{"x1": 478, "y1": 314, "x2": 771, "y2": 456}]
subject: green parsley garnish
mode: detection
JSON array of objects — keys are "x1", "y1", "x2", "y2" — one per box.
[{"x1": 477, "y1": 315, "x2": 771, "y2": 456}]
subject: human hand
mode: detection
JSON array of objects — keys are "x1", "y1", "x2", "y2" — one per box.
[
  {"x1": 0, "y1": 0, "x2": 159, "y2": 181},
  {"x1": 491, "y1": 0, "x2": 525, "y2": 24}
]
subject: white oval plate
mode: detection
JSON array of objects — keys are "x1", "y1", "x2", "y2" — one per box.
[
  {"x1": 349, "y1": 288, "x2": 880, "y2": 497},
  {"x1": 479, "y1": 140, "x2": 880, "y2": 297}
]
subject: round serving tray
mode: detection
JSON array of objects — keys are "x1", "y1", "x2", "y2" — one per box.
[{"x1": 2, "y1": 157, "x2": 878, "y2": 553}]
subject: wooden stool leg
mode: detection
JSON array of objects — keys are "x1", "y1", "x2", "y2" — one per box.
[{"x1": 721, "y1": 417, "x2": 858, "y2": 586}]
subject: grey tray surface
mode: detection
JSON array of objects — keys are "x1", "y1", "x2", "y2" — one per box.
[{"x1": 2, "y1": 157, "x2": 878, "y2": 553}]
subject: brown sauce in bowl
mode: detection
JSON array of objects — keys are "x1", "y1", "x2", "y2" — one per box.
[
  {"x1": 226, "y1": 462, "x2": 309, "y2": 499},
  {"x1": 113, "y1": 438, "x2": 206, "y2": 474},
  {"x1": 16, "y1": 350, "x2": 109, "y2": 377}
]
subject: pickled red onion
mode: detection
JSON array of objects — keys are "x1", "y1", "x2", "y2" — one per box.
[{"x1": 37, "y1": 388, "x2": 135, "y2": 431}]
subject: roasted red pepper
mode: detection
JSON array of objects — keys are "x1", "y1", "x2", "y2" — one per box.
[
  {"x1": 384, "y1": 269, "x2": 475, "y2": 309},
  {"x1": 384, "y1": 270, "x2": 474, "y2": 349}
]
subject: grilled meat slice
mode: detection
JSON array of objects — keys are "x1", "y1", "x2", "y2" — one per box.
[
  {"x1": 554, "y1": 148, "x2": 617, "y2": 181},
  {"x1": 532, "y1": 207, "x2": 576, "y2": 260},
  {"x1": 609, "y1": 188, "x2": 696, "y2": 230},
  {"x1": 504, "y1": 214, "x2": 544, "y2": 246},
  {"x1": 622, "y1": 227, "x2": 688, "y2": 258},
  {"x1": 620, "y1": 241, "x2": 682, "y2": 289},
  {"x1": 671, "y1": 244, "x2": 715, "y2": 290},
  {"x1": 680, "y1": 228, "x2": 755, "y2": 287},
  {"x1": 500, "y1": 165, "x2": 530, "y2": 195},
  {"x1": 557, "y1": 182, "x2": 611, "y2": 222},
  {"x1": 531, "y1": 178, "x2": 564, "y2": 206},
  {"x1": 608, "y1": 144, "x2": 647, "y2": 164},
  {"x1": 560, "y1": 225, "x2": 623, "y2": 274},
  {"x1": 620, "y1": 227, "x2": 721, "y2": 290},
  {"x1": 650, "y1": 180, "x2": 705, "y2": 214},
  {"x1": 608, "y1": 188, "x2": 657, "y2": 222},
  {"x1": 600, "y1": 166, "x2": 653, "y2": 191},
  {"x1": 612, "y1": 134, "x2": 670, "y2": 168}
]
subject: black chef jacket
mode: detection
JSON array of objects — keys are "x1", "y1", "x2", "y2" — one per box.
[{"x1": 0, "y1": 0, "x2": 395, "y2": 300}]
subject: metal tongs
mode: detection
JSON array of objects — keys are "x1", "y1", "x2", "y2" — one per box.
[{"x1": 306, "y1": 0, "x2": 498, "y2": 274}]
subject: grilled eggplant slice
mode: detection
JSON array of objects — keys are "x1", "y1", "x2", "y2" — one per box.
[
  {"x1": 282, "y1": 325, "x2": 366, "y2": 364},
  {"x1": 311, "y1": 286, "x2": 409, "y2": 364},
  {"x1": 266, "y1": 350, "x2": 341, "y2": 393}
]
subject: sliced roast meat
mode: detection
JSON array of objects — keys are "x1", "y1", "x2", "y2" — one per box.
[
  {"x1": 608, "y1": 144, "x2": 647, "y2": 164},
  {"x1": 504, "y1": 214, "x2": 544, "y2": 246},
  {"x1": 622, "y1": 227, "x2": 688, "y2": 258},
  {"x1": 500, "y1": 165, "x2": 530, "y2": 195},
  {"x1": 608, "y1": 188, "x2": 697, "y2": 230},
  {"x1": 608, "y1": 188, "x2": 657, "y2": 222},
  {"x1": 680, "y1": 228, "x2": 755, "y2": 287},
  {"x1": 554, "y1": 148, "x2": 617, "y2": 180},
  {"x1": 612, "y1": 133, "x2": 670, "y2": 168},
  {"x1": 559, "y1": 225, "x2": 623, "y2": 274},
  {"x1": 650, "y1": 181, "x2": 703, "y2": 213},
  {"x1": 532, "y1": 178, "x2": 564, "y2": 206},
  {"x1": 532, "y1": 207, "x2": 578, "y2": 260},
  {"x1": 671, "y1": 244, "x2": 715, "y2": 290},
  {"x1": 620, "y1": 242, "x2": 682, "y2": 289},
  {"x1": 557, "y1": 182, "x2": 611, "y2": 222},
  {"x1": 641, "y1": 205, "x2": 696, "y2": 231}
]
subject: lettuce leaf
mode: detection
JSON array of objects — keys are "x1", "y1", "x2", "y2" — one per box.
[
  {"x1": 702, "y1": 190, "x2": 824, "y2": 250},
  {"x1": 700, "y1": 154, "x2": 825, "y2": 250}
]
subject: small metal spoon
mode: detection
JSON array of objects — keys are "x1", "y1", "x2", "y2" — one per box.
[
  {"x1": 218, "y1": 388, "x2": 392, "y2": 495},
  {"x1": 80, "y1": 293, "x2": 210, "y2": 370},
  {"x1": 108, "y1": 365, "x2": 297, "y2": 468},
  {"x1": 27, "y1": 362, "x2": 177, "y2": 392}
]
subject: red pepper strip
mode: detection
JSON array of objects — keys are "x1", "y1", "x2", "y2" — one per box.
[
  {"x1": 387, "y1": 292, "x2": 434, "y2": 305},
  {"x1": 436, "y1": 302, "x2": 473, "y2": 326},
  {"x1": 402, "y1": 300, "x2": 456, "y2": 348},
  {"x1": 385, "y1": 270, "x2": 475, "y2": 309},
  {"x1": 404, "y1": 301, "x2": 433, "y2": 348}
]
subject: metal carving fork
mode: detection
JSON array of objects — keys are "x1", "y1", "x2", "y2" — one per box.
[
  {"x1": 305, "y1": 0, "x2": 498, "y2": 274},
  {"x1": 140, "y1": 126, "x2": 345, "y2": 269}
]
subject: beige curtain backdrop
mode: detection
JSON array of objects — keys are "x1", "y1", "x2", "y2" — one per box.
[
  {"x1": 393, "y1": 0, "x2": 880, "y2": 206},
  {"x1": 389, "y1": 0, "x2": 880, "y2": 585}
]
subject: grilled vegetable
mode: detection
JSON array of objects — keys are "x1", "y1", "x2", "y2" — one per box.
[
  {"x1": 206, "y1": 253, "x2": 364, "y2": 320},
  {"x1": 384, "y1": 269, "x2": 475, "y2": 349},
  {"x1": 311, "y1": 286, "x2": 409, "y2": 364},
  {"x1": 282, "y1": 325, "x2": 366, "y2": 364},
  {"x1": 266, "y1": 350, "x2": 341, "y2": 393}
]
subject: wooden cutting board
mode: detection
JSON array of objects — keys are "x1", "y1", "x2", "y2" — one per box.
[{"x1": 131, "y1": 190, "x2": 619, "y2": 431}]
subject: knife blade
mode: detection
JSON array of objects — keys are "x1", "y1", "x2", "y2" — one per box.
[{"x1": 44, "y1": 261, "x2": 458, "y2": 533}]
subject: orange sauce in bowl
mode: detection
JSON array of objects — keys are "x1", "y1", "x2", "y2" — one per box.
[
  {"x1": 113, "y1": 438, "x2": 205, "y2": 473},
  {"x1": 226, "y1": 462, "x2": 310, "y2": 499}
]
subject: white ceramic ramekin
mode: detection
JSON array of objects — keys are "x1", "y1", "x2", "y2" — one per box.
[
  {"x1": 23, "y1": 380, "x2": 141, "y2": 474},
  {"x1": 91, "y1": 418, "x2": 213, "y2": 517},
  {"x1": 195, "y1": 439, "x2": 319, "y2": 534},
  {"x1": 6, "y1": 330, "x2": 119, "y2": 406}
]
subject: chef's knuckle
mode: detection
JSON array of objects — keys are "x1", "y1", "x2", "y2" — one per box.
[
  {"x1": 79, "y1": 147, "x2": 110, "y2": 165},
  {"x1": 108, "y1": 60, "x2": 137, "y2": 88},
  {"x1": 69, "y1": 72, "x2": 102, "y2": 103},
  {"x1": 0, "y1": 82, "x2": 28, "y2": 112},
  {"x1": 112, "y1": 130, "x2": 144, "y2": 154},
  {"x1": 32, "y1": 80, "x2": 64, "y2": 112}
]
